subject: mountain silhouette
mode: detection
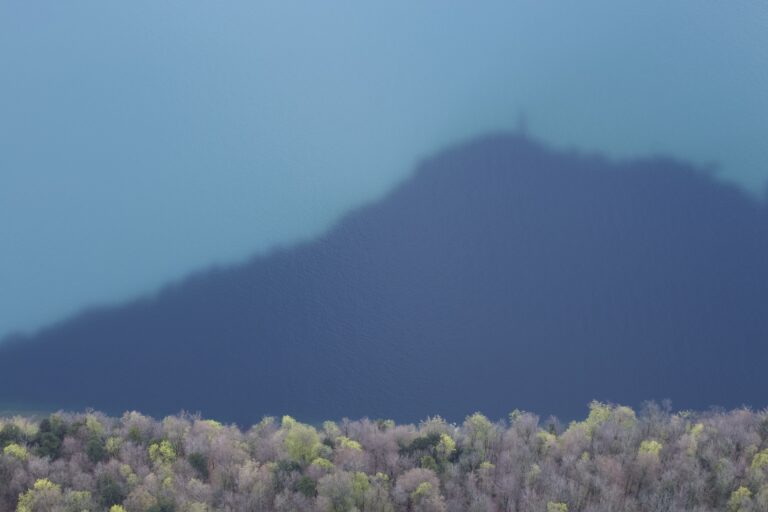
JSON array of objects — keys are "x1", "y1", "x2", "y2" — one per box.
[{"x1": 2, "y1": 134, "x2": 767, "y2": 424}]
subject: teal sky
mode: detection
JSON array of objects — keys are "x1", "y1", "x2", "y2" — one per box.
[{"x1": 2, "y1": 1, "x2": 767, "y2": 339}]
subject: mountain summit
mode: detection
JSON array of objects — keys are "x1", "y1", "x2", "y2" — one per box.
[{"x1": 2, "y1": 134, "x2": 767, "y2": 423}]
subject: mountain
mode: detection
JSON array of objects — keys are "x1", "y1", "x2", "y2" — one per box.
[{"x1": 2, "y1": 134, "x2": 767, "y2": 424}]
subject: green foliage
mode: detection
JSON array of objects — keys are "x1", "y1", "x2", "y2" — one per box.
[
  {"x1": 296, "y1": 475, "x2": 317, "y2": 497},
  {"x1": 127, "y1": 425, "x2": 143, "y2": 444},
  {"x1": 466, "y1": 413, "x2": 492, "y2": 440},
  {"x1": 188, "y1": 452, "x2": 210, "y2": 480},
  {"x1": 64, "y1": 489, "x2": 93, "y2": 512},
  {"x1": 547, "y1": 502, "x2": 568, "y2": 512},
  {"x1": 527, "y1": 463, "x2": 541, "y2": 484},
  {"x1": 5, "y1": 405, "x2": 768, "y2": 512},
  {"x1": 420, "y1": 455, "x2": 438, "y2": 471},
  {"x1": 613, "y1": 406, "x2": 637, "y2": 428},
  {"x1": 37, "y1": 418, "x2": 52, "y2": 434},
  {"x1": 690, "y1": 422, "x2": 704, "y2": 436},
  {"x1": 311, "y1": 457, "x2": 335, "y2": 471},
  {"x1": 757, "y1": 485, "x2": 768, "y2": 510},
  {"x1": 586, "y1": 401, "x2": 612, "y2": 426},
  {"x1": 105, "y1": 436, "x2": 122, "y2": 456},
  {"x1": 33, "y1": 415, "x2": 67, "y2": 460},
  {"x1": 36, "y1": 432, "x2": 62, "y2": 459},
  {"x1": 571, "y1": 400, "x2": 612, "y2": 438},
  {"x1": 3, "y1": 442, "x2": 28, "y2": 461},
  {"x1": 322, "y1": 420, "x2": 340, "y2": 438},
  {"x1": 0, "y1": 422, "x2": 24, "y2": 447},
  {"x1": 376, "y1": 419, "x2": 396, "y2": 431},
  {"x1": 537, "y1": 431, "x2": 558, "y2": 453},
  {"x1": 638, "y1": 439, "x2": 663, "y2": 458},
  {"x1": 728, "y1": 486, "x2": 753, "y2": 512},
  {"x1": 276, "y1": 458, "x2": 302, "y2": 474},
  {"x1": 402, "y1": 432, "x2": 442, "y2": 454},
  {"x1": 352, "y1": 472, "x2": 370, "y2": 506},
  {"x1": 411, "y1": 481, "x2": 433, "y2": 503},
  {"x1": 119, "y1": 463, "x2": 139, "y2": 487},
  {"x1": 436, "y1": 433, "x2": 456, "y2": 459},
  {"x1": 402, "y1": 430, "x2": 457, "y2": 473},
  {"x1": 86, "y1": 436, "x2": 107, "y2": 463},
  {"x1": 509, "y1": 409, "x2": 524, "y2": 424},
  {"x1": 283, "y1": 421, "x2": 322, "y2": 465},
  {"x1": 17, "y1": 479, "x2": 62, "y2": 512},
  {"x1": 201, "y1": 419, "x2": 223, "y2": 430},
  {"x1": 10, "y1": 418, "x2": 38, "y2": 438},
  {"x1": 146, "y1": 497, "x2": 176, "y2": 512},
  {"x1": 752, "y1": 449, "x2": 768, "y2": 471},
  {"x1": 338, "y1": 436, "x2": 362, "y2": 451},
  {"x1": 466, "y1": 413, "x2": 493, "y2": 439},
  {"x1": 85, "y1": 415, "x2": 104, "y2": 436},
  {"x1": 566, "y1": 401, "x2": 636, "y2": 439},
  {"x1": 96, "y1": 474, "x2": 126, "y2": 509},
  {"x1": 148, "y1": 440, "x2": 176, "y2": 465},
  {"x1": 317, "y1": 472, "x2": 355, "y2": 512}
]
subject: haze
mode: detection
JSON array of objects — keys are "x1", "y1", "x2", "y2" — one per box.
[{"x1": 2, "y1": 1, "x2": 767, "y2": 339}]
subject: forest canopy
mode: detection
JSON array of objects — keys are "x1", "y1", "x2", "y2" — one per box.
[{"x1": 1, "y1": 401, "x2": 767, "y2": 511}]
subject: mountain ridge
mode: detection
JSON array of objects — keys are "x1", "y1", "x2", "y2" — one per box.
[{"x1": 2, "y1": 133, "x2": 767, "y2": 424}]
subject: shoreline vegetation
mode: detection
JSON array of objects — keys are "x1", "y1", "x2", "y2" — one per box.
[{"x1": 2, "y1": 401, "x2": 767, "y2": 511}]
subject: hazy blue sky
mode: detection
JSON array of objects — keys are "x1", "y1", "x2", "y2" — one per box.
[{"x1": 1, "y1": 1, "x2": 767, "y2": 339}]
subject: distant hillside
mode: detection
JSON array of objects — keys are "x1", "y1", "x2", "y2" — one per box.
[{"x1": 1, "y1": 134, "x2": 767, "y2": 424}]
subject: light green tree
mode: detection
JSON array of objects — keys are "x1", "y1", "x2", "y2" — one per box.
[
  {"x1": 17, "y1": 479, "x2": 62, "y2": 512},
  {"x1": 283, "y1": 420, "x2": 322, "y2": 465},
  {"x1": 338, "y1": 436, "x2": 363, "y2": 451},
  {"x1": 464, "y1": 412, "x2": 494, "y2": 461},
  {"x1": 728, "y1": 486, "x2": 753, "y2": 512},
  {"x1": 3, "y1": 442, "x2": 28, "y2": 461},
  {"x1": 638, "y1": 440, "x2": 663, "y2": 459},
  {"x1": 351, "y1": 471, "x2": 370, "y2": 508},
  {"x1": 436, "y1": 434, "x2": 456, "y2": 461},
  {"x1": 317, "y1": 471, "x2": 355, "y2": 512},
  {"x1": 64, "y1": 490, "x2": 93, "y2": 512},
  {"x1": 149, "y1": 439, "x2": 177, "y2": 465}
]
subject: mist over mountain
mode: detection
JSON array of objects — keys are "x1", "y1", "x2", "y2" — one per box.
[{"x1": 2, "y1": 134, "x2": 767, "y2": 424}]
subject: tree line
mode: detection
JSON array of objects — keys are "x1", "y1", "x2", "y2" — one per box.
[{"x1": 2, "y1": 401, "x2": 768, "y2": 511}]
